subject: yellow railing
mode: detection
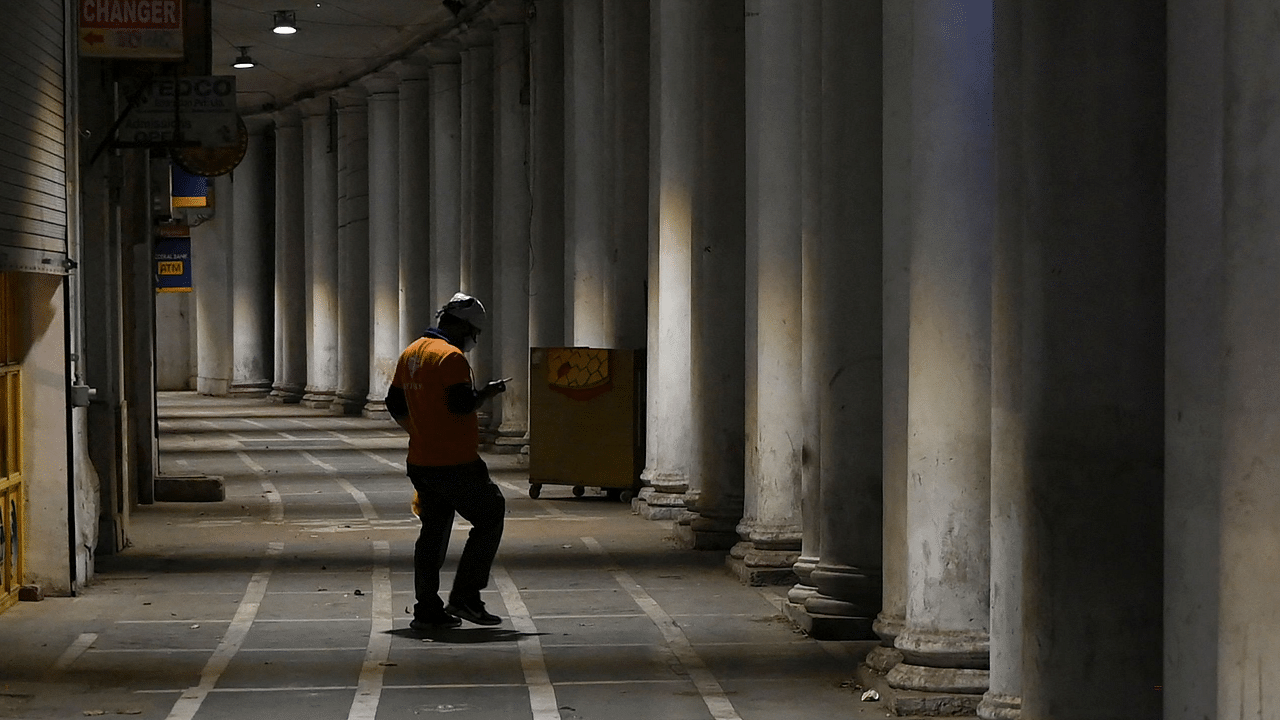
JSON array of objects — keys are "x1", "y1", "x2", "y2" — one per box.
[{"x1": 0, "y1": 272, "x2": 23, "y2": 613}]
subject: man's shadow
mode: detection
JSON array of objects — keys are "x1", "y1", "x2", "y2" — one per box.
[{"x1": 387, "y1": 626, "x2": 544, "y2": 644}]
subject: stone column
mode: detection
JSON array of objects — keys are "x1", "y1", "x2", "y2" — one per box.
[
  {"x1": 333, "y1": 86, "x2": 370, "y2": 415},
  {"x1": 396, "y1": 58, "x2": 433, "y2": 347},
  {"x1": 362, "y1": 73, "x2": 400, "y2": 418},
  {"x1": 564, "y1": 0, "x2": 608, "y2": 346},
  {"x1": 886, "y1": 0, "x2": 993, "y2": 708},
  {"x1": 230, "y1": 116, "x2": 274, "y2": 396},
  {"x1": 789, "y1": 0, "x2": 823, "y2": 612},
  {"x1": 460, "y1": 40, "x2": 496, "y2": 419},
  {"x1": 1010, "y1": 3, "x2": 1165, "y2": 716},
  {"x1": 301, "y1": 95, "x2": 340, "y2": 409},
  {"x1": 1164, "y1": 1, "x2": 1223, "y2": 718},
  {"x1": 429, "y1": 54, "x2": 463, "y2": 310},
  {"x1": 794, "y1": 0, "x2": 884, "y2": 642},
  {"x1": 730, "y1": 0, "x2": 803, "y2": 586},
  {"x1": 637, "y1": 0, "x2": 694, "y2": 521},
  {"x1": 675, "y1": 0, "x2": 745, "y2": 550},
  {"x1": 868, "y1": 0, "x2": 911, "y2": 674},
  {"x1": 1219, "y1": 2, "x2": 1280, "y2": 714},
  {"x1": 494, "y1": 22, "x2": 533, "y2": 448},
  {"x1": 195, "y1": 172, "x2": 234, "y2": 396},
  {"x1": 603, "y1": 0, "x2": 648, "y2": 349},
  {"x1": 271, "y1": 107, "x2": 307, "y2": 403},
  {"x1": 529, "y1": 0, "x2": 566, "y2": 349}
]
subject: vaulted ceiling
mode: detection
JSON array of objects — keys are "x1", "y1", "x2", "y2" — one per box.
[{"x1": 212, "y1": 0, "x2": 524, "y2": 114}]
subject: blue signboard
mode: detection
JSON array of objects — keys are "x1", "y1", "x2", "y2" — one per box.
[{"x1": 155, "y1": 236, "x2": 192, "y2": 292}]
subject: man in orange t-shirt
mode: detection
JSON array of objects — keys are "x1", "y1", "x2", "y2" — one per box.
[{"x1": 386, "y1": 293, "x2": 508, "y2": 630}]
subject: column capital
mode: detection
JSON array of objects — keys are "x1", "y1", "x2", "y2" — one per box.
[
  {"x1": 359, "y1": 71, "x2": 400, "y2": 97},
  {"x1": 296, "y1": 94, "x2": 331, "y2": 118},
  {"x1": 391, "y1": 56, "x2": 433, "y2": 82},
  {"x1": 272, "y1": 105, "x2": 302, "y2": 128},
  {"x1": 332, "y1": 84, "x2": 369, "y2": 110},
  {"x1": 421, "y1": 40, "x2": 462, "y2": 64},
  {"x1": 242, "y1": 114, "x2": 273, "y2": 135},
  {"x1": 458, "y1": 21, "x2": 496, "y2": 48}
]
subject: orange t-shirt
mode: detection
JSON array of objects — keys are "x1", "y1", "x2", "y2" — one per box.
[{"x1": 391, "y1": 335, "x2": 479, "y2": 467}]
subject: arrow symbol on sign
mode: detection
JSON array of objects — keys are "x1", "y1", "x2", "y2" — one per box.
[{"x1": 84, "y1": 31, "x2": 104, "y2": 45}]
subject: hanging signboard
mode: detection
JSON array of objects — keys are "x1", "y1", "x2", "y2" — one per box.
[
  {"x1": 118, "y1": 76, "x2": 238, "y2": 148},
  {"x1": 78, "y1": 0, "x2": 185, "y2": 60},
  {"x1": 155, "y1": 229, "x2": 192, "y2": 293}
]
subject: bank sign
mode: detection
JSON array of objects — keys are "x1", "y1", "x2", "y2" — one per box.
[{"x1": 79, "y1": 0, "x2": 184, "y2": 60}]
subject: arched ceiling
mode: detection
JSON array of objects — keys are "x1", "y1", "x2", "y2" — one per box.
[{"x1": 212, "y1": 0, "x2": 524, "y2": 114}]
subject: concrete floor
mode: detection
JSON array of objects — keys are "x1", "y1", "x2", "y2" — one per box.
[{"x1": 0, "y1": 392, "x2": 888, "y2": 720}]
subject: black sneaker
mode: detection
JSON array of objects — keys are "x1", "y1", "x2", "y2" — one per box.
[
  {"x1": 409, "y1": 610, "x2": 462, "y2": 631},
  {"x1": 445, "y1": 599, "x2": 502, "y2": 626}
]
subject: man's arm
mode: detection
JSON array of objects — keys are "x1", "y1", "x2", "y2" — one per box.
[
  {"x1": 386, "y1": 384, "x2": 412, "y2": 433},
  {"x1": 445, "y1": 379, "x2": 507, "y2": 415}
]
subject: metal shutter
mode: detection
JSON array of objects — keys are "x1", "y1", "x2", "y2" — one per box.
[{"x1": 0, "y1": 0, "x2": 69, "y2": 275}]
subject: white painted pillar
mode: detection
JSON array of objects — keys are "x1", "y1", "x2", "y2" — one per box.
[
  {"x1": 637, "y1": 0, "x2": 694, "y2": 521},
  {"x1": 731, "y1": 0, "x2": 803, "y2": 585},
  {"x1": 460, "y1": 41, "x2": 496, "y2": 407},
  {"x1": 301, "y1": 95, "x2": 340, "y2": 409},
  {"x1": 395, "y1": 57, "x2": 433, "y2": 347},
  {"x1": 983, "y1": 1, "x2": 1023, "y2": 716},
  {"x1": 1164, "y1": 1, "x2": 1224, "y2": 718},
  {"x1": 868, "y1": 0, "x2": 911, "y2": 674},
  {"x1": 564, "y1": 0, "x2": 608, "y2": 346},
  {"x1": 429, "y1": 55, "x2": 463, "y2": 311},
  {"x1": 529, "y1": 0, "x2": 566, "y2": 349},
  {"x1": 333, "y1": 85, "x2": 370, "y2": 415},
  {"x1": 1214, "y1": 1, "x2": 1280, "y2": 717},
  {"x1": 495, "y1": 22, "x2": 532, "y2": 444},
  {"x1": 603, "y1": 0, "x2": 647, "y2": 349},
  {"x1": 230, "y1": 116, "x2": 274, "y2": 396},
  {"x1": 794, "y1": 0, "x2": 884, "y2": 642},
  {"x1": 791, "y1": 0, "x2": 823, "y2": 609},
  {"x1": 676, "y1": 0, "x2": 745, "y2": 550},
  {"x1": 361, "y1": 73, "x2": 400, "y2": 417},
  {"x1": 271, "y1": 107, "x2": 307, "y2": 403},
  {"x1": 887, "y1": 0, "x2": 993, "y2": 705},
  {"x1": 194, "y1": 172, "x2": 234, "y2": 396}
]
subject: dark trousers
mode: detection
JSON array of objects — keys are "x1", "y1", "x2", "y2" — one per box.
[{"x1": 408, "y1": 458, "x2": 505, "y2": 618}]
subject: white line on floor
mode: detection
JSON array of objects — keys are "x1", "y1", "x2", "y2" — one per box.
[
  {"x1": 493, "y1": 565, "x2": 561, "y2": 720},
  {"x1": 361, "y1": 449, "x2": 404, "y2": 472},
  {"x1": 242, "y1": 419, "x2": 268, "y2": 429},
  {"x1": 50, "y1": 633, "x2": 96, "y2": 671},
  {"x1": 583, "y1": 536, "x2": 743, "y2": 720},
  {"x1": 236, "y1": 450, "x2": 284, "y2": 523},
  {"x1": 347, "y1": 541, "x2": 393, "y2": 720},
  {"x1": 165, "y1": 542, "x2": 282, "y2": 720},
  {"x1": 337, "y1": 479, "x2": 379, "y2": 522}
]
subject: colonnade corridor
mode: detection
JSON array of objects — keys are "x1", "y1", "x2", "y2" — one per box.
[{"x1": 0, "y1": 392, "x2": 881, "y2": 720}]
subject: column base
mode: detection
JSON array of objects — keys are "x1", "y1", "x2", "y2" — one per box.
[
  {"x1": 672, "y1": 521, "x2": 739, "y2": 550},
  {"x1": 977, "y1": 691, "x2": 1021, "y2": 720},
  {"x1": 865, "y1": 645, "x2": 905, "y2": 674},
  {"x1": 633, "y1": 486, "x2": 686, "y2": 520},
  {"x1": 726, "y1": 541, "x2": 799, "y2": 586},
  {"x1": 330, "y1": 395, "x2": 367, "y2": 415},
  {"x1": 782, "y1": 600, "x2": 877, "y2": 640},
  {"x1": 229, "y1": 381, "x2": 272, "y2": 397},
  {"x1": 269, "y1": 384, "x2": 305, "y2": 403},
  {"x1": 886, "y1": 662, "x2": 989, "y2": 695},
  {"x1": 301, "y1": 389, "x2": 335, "y2": 409},
  {"x1": 362, "y1": 401, "x2": 389, "y2": 420},
  {"x1": 492, "y1": 434, "x2": 527, "y2": 454},
  {"x1": 889, "y1": 688, "x2": 984, "y2": 717}
]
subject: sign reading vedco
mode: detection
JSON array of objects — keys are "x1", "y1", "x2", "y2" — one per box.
[{"x1": 79, "y1": 0, "x2": 184, "y2": 60}]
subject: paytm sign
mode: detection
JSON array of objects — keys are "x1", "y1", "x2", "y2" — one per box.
[{"x1": 79, "y1": 0, "x2": 184, "y2": 60}]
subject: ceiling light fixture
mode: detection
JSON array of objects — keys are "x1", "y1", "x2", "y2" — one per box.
[
  {"x1": 232, "y1": 46, "x2": 255, "y2": 69},
  {"x1": 272, "y1": 10, "x2": 297, "y2": 34}
]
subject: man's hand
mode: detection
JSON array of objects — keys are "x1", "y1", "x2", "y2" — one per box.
[{"x1": 481, "y1": 377, "x2": 511, "y2": 401}]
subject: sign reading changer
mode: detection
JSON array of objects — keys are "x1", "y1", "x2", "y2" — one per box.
[{"x1": 79, "y1": 0, "x2": 184, "y2": 60}]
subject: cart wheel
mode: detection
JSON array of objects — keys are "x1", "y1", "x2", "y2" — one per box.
[
  {"x1": 572, "y1": 485, "x2": 585, "y2": 497},
  {"x1": 606, "y1": 488, "x2": 622, "y2": 502},
  {"x1": 617, "y1": 489, "x2": 634, "y2": 503},
  {"x1": 529, "y1": 483, "x2": 542, "y2": 499}
]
